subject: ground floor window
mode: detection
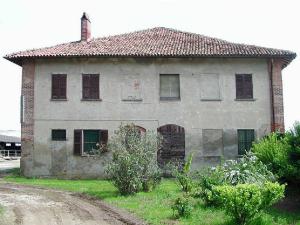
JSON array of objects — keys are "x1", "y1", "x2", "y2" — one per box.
[
  {"x1": 237, "y1": 129, "x2": 255, "y2": 155},
  {"x1": 51, "y1": 129, "x2": 66, "y2": 141},
  {"x1": 74, "y1": 129, "x2": 108, "y2": 155}
]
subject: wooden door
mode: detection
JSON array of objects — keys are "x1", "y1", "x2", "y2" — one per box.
[{"x1": 157, "y1": 124, "x2": 185, "y2": 167}]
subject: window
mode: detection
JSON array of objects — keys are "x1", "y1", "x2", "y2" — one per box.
[
  {"x1": 238, "y1": 129, "x2": 255, "y2": 155},
  {"x1": 236, "y1": 74, "x2": 253, "y2": 99},
  {"x1": 52, "y1": 74, "x2": 67, "y2": 99},
  {"x1": 82, "y1": 74, "x2": 100, "y2": 100},
  {"x1": 200, "y1": 74, "x2": 221, "y2": 100},
  {"x1": 52, "y1": 129, "x2": 66, "y2": 141},
  {"x1": 74, "y1": 129, "x2": 108, "y2": 155},
  {"x1": 160, "y1": 74, "x2": 180, "y2": 100},
  {"x1": 121, "y1": 75, "x2": 142, "y2": 101},
  {"x1": 202, "y1": 129, "x2": 223, "y2": 156}
]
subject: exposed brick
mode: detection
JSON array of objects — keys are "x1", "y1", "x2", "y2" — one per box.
[
  {"x1": 21, "y1": 61, "x2": 35, "y2": 142},
  {"x1": 269, "y1": 59, "x2": 285, "y2": 133}
]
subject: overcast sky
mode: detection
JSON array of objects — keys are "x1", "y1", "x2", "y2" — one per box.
[{"x1": 0, "y1": 0, "x2": 299, "y2": 137}]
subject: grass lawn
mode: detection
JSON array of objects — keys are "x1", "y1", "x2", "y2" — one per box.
[{"x1": 4, "y1": 174, "x2": 300, "y2": 225}]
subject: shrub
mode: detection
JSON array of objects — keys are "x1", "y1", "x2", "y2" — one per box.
[
  {"x1": 252, "y1": 133, "x2": 292, "y2": 179},
  {"x1": 214, "y1": 182, "x2": 285, "y2": 225},
  {"x1": 222, "y1": 152, "x2": 276, "y2": 185},
  {"x1": 106, "y1": 124, "x2": 162, "y2": 195},
  {"x1": 171, "y1": 153, "x2": 194, "y2": 193},
  {"x1": 196, "y1": 152, "x2": 275, "y2": 206},
  {"x1": 286, "y1": 121, "x2": 300, "y2": 181},
  {"x1": 172, "y1": 194, "x2": 193, "y2": 218},
  {"x1": 195, "y1": 166, "x2": 225, "y2": 206}
]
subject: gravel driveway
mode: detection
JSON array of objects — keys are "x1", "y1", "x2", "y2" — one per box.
[
  {"x1": 0, "y1": 159, "x2": 20, "y2": 171},
  {"x1": 0, "y1": 182, "x2": 145, "y2": 225}
]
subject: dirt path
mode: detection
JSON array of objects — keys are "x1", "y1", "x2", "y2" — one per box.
[{"x1": 0, "y1": 182, "x2": 145, "y2": 225}]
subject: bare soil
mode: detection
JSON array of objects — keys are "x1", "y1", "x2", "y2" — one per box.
[{"x1": 0, "y1": 182, "x2": 145, "y2": 225}]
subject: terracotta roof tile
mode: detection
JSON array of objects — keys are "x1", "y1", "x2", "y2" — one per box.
[{"x1": 4, "y1": 27, "x2": 296, "y2": 67}]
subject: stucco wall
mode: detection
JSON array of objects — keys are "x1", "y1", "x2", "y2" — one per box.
[{"x1": 28, "y1": 57, "x2": 271, "y2": 178}]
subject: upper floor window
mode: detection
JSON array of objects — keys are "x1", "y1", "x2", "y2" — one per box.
[
  {"x1": 200, "y1": 74, "x2": 221, "y2": 101},
  {"x1": 82, "y1": 74, "x2": 100, "y2": 100},
  {"x1": 235, "y1": 74, "x2": 253, "y2": 99},
  {"x1": 160, "y1": 74, "x2": 180, "y2": 100},
  {"x1": 237, "y1": 129, "x2": 255, "y2": 155},
  {"x1": 52, "y1": 74, "x2": 67, "y2": 100}
]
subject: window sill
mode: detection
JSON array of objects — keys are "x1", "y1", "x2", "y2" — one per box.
[
  {"x1": 160, "y1": 97, "x2": 181, "y2": 101},
  {"x1": 80, "y1": 154, "x2": 100, "y2": 157},
  {"x1": 51, "y1": 139, "x2": 67, "y2": 141},
  {"x1": 50, "y1": 98, "x2": 68, "y2": 101},
  {"x1": 81, "y1": 98, "x2": 102, "y2": 101},
  {"x1": 122, "y1": 98, "x2": 143, "y2": 102},
  {"x1": 235, "y1": 98, "x2": 256, "y2": 101},
  {"x1": 201, "y1": 99, "x2": 222, "y2": 102}
]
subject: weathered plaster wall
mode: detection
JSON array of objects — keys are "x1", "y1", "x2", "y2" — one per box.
[{"x1": 26, "y1": 57, "x2": 271, "y2": 178}]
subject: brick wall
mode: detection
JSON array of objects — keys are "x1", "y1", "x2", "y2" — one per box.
[
  {"x1": 269, "y1": 58, "x2": 285, "y2": 133},
  {"x1": 21, "y1": 61, "x2": 35, "y2": 142}
]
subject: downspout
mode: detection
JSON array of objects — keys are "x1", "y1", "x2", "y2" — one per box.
[{"x1": 268, "y1": 58, "x2": 275, "y2": 132}]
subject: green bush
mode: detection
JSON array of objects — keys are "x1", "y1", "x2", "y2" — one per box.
[
  {"x1": 222, "y1": 152, "x2": 276, "y2": 185},
  {"x1": 196, "y1": 152, "x2": 275, "y2": 206},
  {"x1": 106, "y1": 124, "x2": 162, "y2": 195},
  {"x1": 286, "y1": 121, "x2": 300, "y2": 181},
  {"x1": 214, "y1": 182, "x2": 285, "y2": 225},
  {"x1": 171, "y1": 153, "x2": 194, "y2": 193},
  {"x1": 252, "y1": 133, "x2": 292, "y2": 179},
  {"x1": 172, "y1": 194, "x2": 193, "y2": 218},
  {"x1": 195, "y1": 166, "x2": 225, "y2": 206}
]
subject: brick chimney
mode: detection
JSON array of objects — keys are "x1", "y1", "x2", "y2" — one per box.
[{"x1": 81, "y1": 12, "x2": 91, "y2": 41}]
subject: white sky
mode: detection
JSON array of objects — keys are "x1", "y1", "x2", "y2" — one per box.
[{"x1": 0, "y1": 0, "x2": 299, "y2": 136}]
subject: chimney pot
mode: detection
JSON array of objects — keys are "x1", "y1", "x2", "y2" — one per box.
[{"x1": 81, "y1": 12, "x2": 91, "y2": 41}]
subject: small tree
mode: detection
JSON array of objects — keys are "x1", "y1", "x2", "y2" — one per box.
[
  {"x1": 171, "y1": 153, "x2": 195, "y2": 193},
  {"x1": 106, "y1": 124, "x2": 162, "y2": 195}
]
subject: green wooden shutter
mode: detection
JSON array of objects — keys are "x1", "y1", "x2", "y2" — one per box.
[
  {"x1": 245, "y1": 129, "x2": 255, "y2": 152},
  {"x1": 83, "y1": 130, "x2": 99, "y2": 154},
  {"x1": 238, "y1": 129, "x2": 255, "y2": 155}
]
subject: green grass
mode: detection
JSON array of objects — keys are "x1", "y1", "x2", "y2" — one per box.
[{"x1": 4, "y1": 175, "x2": 300, "y2": 225}]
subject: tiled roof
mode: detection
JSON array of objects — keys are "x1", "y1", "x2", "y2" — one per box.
[{"x1": 4, "y1": 27, "x2": 296, "y2": 67}]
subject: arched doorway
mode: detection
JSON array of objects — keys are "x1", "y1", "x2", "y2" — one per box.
[{"x1": 157, "y1": 124, "x2": 185, "y2": 167}]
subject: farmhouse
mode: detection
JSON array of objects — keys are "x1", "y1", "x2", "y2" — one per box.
[{"x1": 4, "y1": 13, "x2": 296, "y2": 178}]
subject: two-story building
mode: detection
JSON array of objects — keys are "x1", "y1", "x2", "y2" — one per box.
[{"x1": 4, "y1": 13, "x2": 296, "y2": 178}]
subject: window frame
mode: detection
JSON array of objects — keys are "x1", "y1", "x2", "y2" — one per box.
[
  {"x1": 237, "y1": 129, "x2": 255, "y2": 155},
  {"x1": 159, "y1": 74, "x2": 181, "y2": 101},
  {"x1": 235, "y1": 74, "x2": 253, "y2": 100},
  {"x1": 51, "y1": 74, "x2": 67, "y2": 100},
  {"x1": 82, "y1": 74, "x2": 100, "y2": 100},
  {"x1": 73, "y1": 129, "x2": 108, "y2": 156},
  {"x1": 51, "y1": 129, "x2": 67, "y2": 141}
]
